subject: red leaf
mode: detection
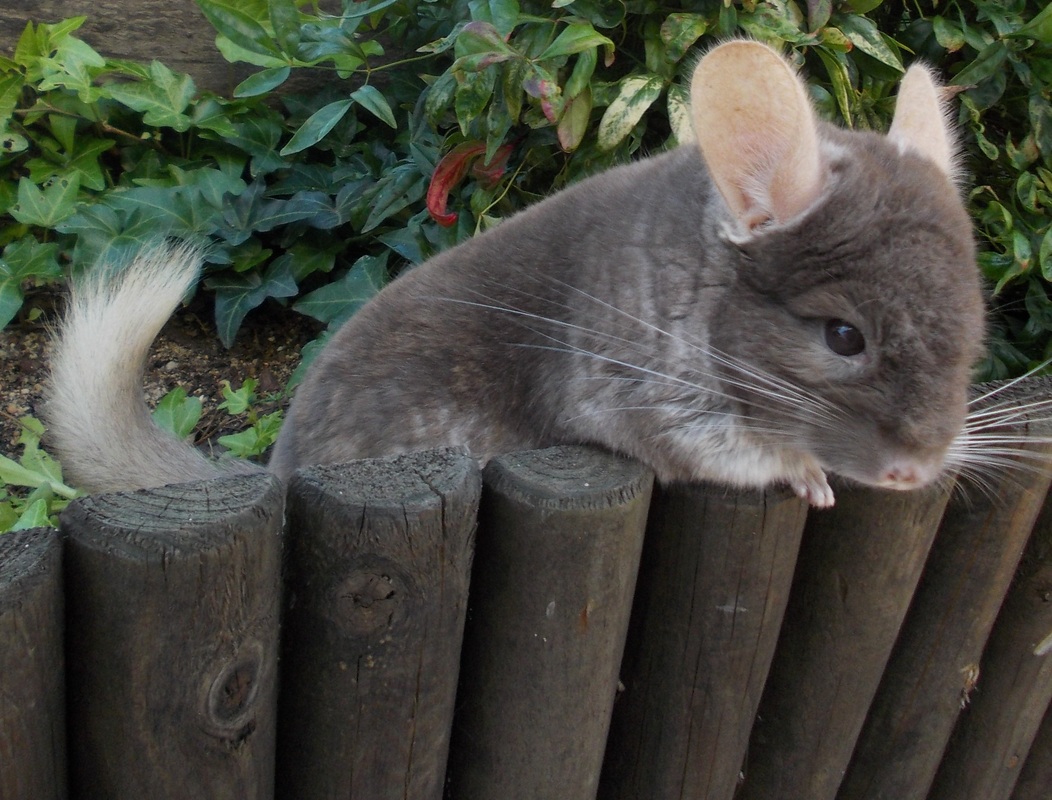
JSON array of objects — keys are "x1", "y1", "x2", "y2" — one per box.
[
  {"x1": 427, "y1": 142, "x2": 487, "y2": 227},
  {"x1": 427, "y1": 142, "x2": 515, "y2": 226},
  {"x1": 471, "y1": 144, "x2": 514, "y2": 188}
]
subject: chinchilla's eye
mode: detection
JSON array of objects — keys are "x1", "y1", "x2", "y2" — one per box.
[{"x1": 824, "y1": 319, "x2": 865, "y2": 357}]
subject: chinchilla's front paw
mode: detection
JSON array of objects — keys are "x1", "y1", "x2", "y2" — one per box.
[{"x1": 788, "y1": 461, "x2": 834, "y2": 508}]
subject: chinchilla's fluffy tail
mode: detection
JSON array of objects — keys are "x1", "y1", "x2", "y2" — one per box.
[{"x1": 45, "y1": 244, "x2": 262, "y2": 494}]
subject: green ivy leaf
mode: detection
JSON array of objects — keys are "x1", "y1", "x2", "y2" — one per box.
[
  {"x1": 0, "y1": 238, "x2": 62, "y2": 326},
  {"x1": 218, "y1": 411, "x2": 283, "y2": 458},
  {"x1": 0, "y1": 73, "x2": 23, "y2": 128},
  {"x1": 361, "y1": 164, "x2": 427, "y2": 232},
  {"x1": 35, "y1": 35, "x2": 107, "y2": 100},
  {"x1": 101, "y1": 61, "x2": 196, "y2": 131},
  {"x1": 151, "y1": 387, "x2": 203, "y2": 440},
  {"x1": 26, "y1": 136, "x2": 115, "y2": 192},
  {"x1": 10, "y1": 175, "x2": 80, "y2": 228},
  {"x1": 218, "y1": 378, "x2": 258, "y2": 415},
  {"x1": 11, "y1": 498, "x2": 51, "y2": 531},
  {"x1": 207, "y1": 257, "x2": 298, "y2": 346},
  {"x1": 105, "y1": 185, "x2": 221, "y2": 239},
  {"x1": 293, "y1": 252, "x2": 388, "y2": 327}
]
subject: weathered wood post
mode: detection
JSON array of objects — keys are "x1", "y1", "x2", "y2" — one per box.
[
  {"x1": 0, "y1": 0, "x2": 249, "y2": 92},
  {"x1": 276, "y1": 449, "x2": 480, "y2": 800},
  {"x1": 927, "y1": 486, "x2": 1052, "y2": 800},
  {"x1": 1012, "y1": 700, "x2": 1052, "y2": 799},
  {"x1": 446, "y1": 446, "x2": 653, "y2": 800},
  {"x1": 62, "y1": 474, "x2": 284, "y2": 799},
  {"x1": 737, "y1": 479, "x2": 954, "y2": 800},
  {"x1": 0, "y1": 527, "x2": 66, "y2": 800},
  {"x1": 837, "y1": 379, "x2": 1052, "y2": 799},
  {"x1": 598, "y1": 483, "x2": 808, "y2": 800}
]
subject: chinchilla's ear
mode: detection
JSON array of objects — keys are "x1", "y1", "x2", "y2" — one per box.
[
  {"x1": 887, "y1": 63, "x2": 957, "y2": 180},
  {"x1": 690, "y1": 40, "x2": 824, "y2": 232}
]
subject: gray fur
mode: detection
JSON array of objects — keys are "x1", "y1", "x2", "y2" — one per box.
[{"x1": 45, "y1": 42, "x2": 986, "y2": 506}]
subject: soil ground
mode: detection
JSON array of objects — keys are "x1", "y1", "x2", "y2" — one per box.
[{"x1": 0, "y1": 293, "x2": 320, "y2": 466}]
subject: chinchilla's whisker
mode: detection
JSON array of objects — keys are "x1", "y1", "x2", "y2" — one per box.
[
  {"x1": 555, "y1": 283, "x2": 837, "y2": 415},
  {"x1": 454, "y1": 294, "x2": 826, "y2": 418},
  {"x1": 964, "y1": 396, "x2": 1052, "y2": 425},
  {"x1": 520, "y1": 336, "x2": 834, "y2": 424},
  {"x1": 456, "y1": 286, "x2": 855, "y2": 449},
  {"x1": 510, "y1": 341, "x2": 746, "y2": 408},
  {"x1": 510, "y1": 279, "x2": 826, "y2": 406},
  {"x1": 950, "y1": 470, "x2": 1002, "y2": 507},
  {"x1": 474, "y1": 281, "x2": 846, "y2": 426},
  {"x1": 559, "y1": 402, "x2": 784, "y2": 434},
  {"x1": 968, "y1": 361, "x2": 1052, "y2": 407},
  {"x1": 944, "y1": 442, "x2": 1052, "y2": 481}
]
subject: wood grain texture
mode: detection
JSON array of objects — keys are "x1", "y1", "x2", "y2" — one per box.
[
  {"x1": 837, "y1": 381, "x2": 1052, "y2": 800},
  {"x1": 0, "y1": 527, "x2": 66, "y2": 800},
  {"x1": 599, "y1": 482, "x2": 807, "y2": 800},
  {"x1": 1011, "y1": 699, "x2": 1052, "y2": 800},
  {"x1": 447, "y1": 445, "x2": 653, "y2": 800},
  {"x1": 276, "y1": 448, "x2": 481, "y2": 800},
  {"x1": 738, "y1": 479, "x2": 954, "y2": 800},
  {"x1": 62, "y1": 473, "x2": 284, "y2": 800},
  {"x1": 926, "y1": 485, "x2": 1052, "y2": 800}
]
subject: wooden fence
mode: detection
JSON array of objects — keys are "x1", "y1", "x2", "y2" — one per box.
[{"x1": 3, "y1": 378, "x2": 1052, "y2": 799}]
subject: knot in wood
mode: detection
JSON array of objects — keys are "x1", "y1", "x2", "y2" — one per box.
[
  {"x1": 335, "y1": 567, "x2": 407, "y2": 636},
  {"x1": 204, "y1": 644, "x2": 265, "y2": 741}
]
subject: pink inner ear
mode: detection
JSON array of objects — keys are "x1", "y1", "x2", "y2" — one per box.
[
  {"x1": 689, "y1": 41, "x2": 826, "y2": 232},
  {"x1": 888, "y1": 65, "x2": 956, "y2": 179}
]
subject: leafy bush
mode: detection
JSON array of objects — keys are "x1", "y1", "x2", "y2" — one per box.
[{"x1": 0, "y1": 0, "x2": 1050, "y2": 528}]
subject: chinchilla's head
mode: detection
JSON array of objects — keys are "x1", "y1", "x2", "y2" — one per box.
[{"x1": 691, "y1": 41, "x2": 985, "y2": 492}]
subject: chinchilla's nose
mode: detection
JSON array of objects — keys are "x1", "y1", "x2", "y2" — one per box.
[{"x1": 875, "y1": 453, "x2": 944, "y2": 490}]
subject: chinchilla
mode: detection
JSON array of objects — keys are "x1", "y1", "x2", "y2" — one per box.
[{"x1": 46, "y1": 40, "x2": 991, "y2": 507}]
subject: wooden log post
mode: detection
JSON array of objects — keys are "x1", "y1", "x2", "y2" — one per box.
[
  {"x1": 1012, "y1": 699, "x2": 1052, "y2": 799},
  {"x1": 446, "y1": 446, "x2": 654, "y2": 800},
  {"x1": 598, "y1": 482, "x2": 808, "y2": 800},
  {"x1": 275, "y1": 449, "x2": 481, "y2": 800},
  {"x1": 927, "y1": 485, "x2": 1052, "y2": 800},
  {"x1": 63, "y1": 474, "x2": 284, "y2": 799},
  {"x1": 0, "y1": 527, "x2": 66, "y2": 800},
  {"x1": 737, "y1": 479, "x2": 954, "y2": 800},
  {"x1": 837, "y1": 379, "x2": 1052, "y2": 799}
]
